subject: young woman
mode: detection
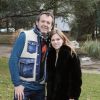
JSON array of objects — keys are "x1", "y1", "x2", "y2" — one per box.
[{"x1": 47, "y1": 28, "x2": 82, "y2": 100}]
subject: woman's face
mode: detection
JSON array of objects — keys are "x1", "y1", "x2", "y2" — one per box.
[{"x1": 51, "y1": 33, "x2": 63, "y2": 50}]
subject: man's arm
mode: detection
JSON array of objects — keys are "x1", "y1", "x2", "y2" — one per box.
[{"x1": 9, "y1": 32, "x2": 25, "y2": 86}]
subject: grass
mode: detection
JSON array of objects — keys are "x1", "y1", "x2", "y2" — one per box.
[
  {"x1": 80, "y1": 73, "x2": 100, "y2": 100},
  {"x1": 0, "y1": 57, "x2": 13, "y2": 100},
  {"x1": 0, "y1": 57, "x2": 100, "y2": 100},
  {"x1": 80, "y1": 40, "x2": 100, "y2": 59}
]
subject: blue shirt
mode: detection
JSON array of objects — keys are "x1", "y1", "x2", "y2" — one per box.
[{"x1": 9, "y1": 32, "x2": 25, "y2": 86}]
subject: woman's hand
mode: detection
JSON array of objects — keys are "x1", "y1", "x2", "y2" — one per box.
[{"x1": 14, "y1": 85, "x2": 24, "y2": 100}]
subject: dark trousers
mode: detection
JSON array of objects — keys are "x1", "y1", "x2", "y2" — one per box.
[{"x1": 14, "y1": 81, "x2": 45, "y2": 100}]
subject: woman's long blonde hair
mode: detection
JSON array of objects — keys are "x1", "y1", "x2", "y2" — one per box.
[{"x1": 50, "y1": 28, "x2": 76, "y2": 55}]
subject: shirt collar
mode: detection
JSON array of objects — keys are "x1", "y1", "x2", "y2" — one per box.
[{"x1": 34, "y1": 25, "x2": 49, "y2": 42}]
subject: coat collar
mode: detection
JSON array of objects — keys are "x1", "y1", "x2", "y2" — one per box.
[{"x1": 50, "y1": 45, "x2": 71, "y2": 53}]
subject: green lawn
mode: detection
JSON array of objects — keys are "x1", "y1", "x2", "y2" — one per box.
[
  {"x1": 0, "y1": 57, "x2": 13, "y2": 100},
  {"x1": 0, "y1": 57, "x2": 100, "y2": 100},
  {"x1": 80, "y1": 73, "x2": 100, "y2": 100}
]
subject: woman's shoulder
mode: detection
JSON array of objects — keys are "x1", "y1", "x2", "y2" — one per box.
[
  {"x1": 60, "y1": 45, "x2": 78, "y2": 57},
  {"x1": 60, "y1": 45, "x2": 71, "y2": 52}
]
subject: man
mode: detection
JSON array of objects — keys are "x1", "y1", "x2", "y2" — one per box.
[{"x1": 9, "y1": 11, "x2": 54, "y2": 100}]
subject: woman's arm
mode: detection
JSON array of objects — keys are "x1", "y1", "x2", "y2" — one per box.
[{"x1": 69, "y1": 54, "x2": 82, "y2": 99}]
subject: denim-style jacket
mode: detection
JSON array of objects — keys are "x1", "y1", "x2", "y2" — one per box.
[
  {"x1": 9, "y1": 28, "x2": 47, "y2": 86},
  {"x1": 19, "y1": 30, "x2": 41, "y2": 82}
]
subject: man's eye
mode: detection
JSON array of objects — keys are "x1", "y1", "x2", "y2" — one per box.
[
  {"x1": 47, "y1": 21, "x2": 50, "y2": 25},
  {"x1": 41, "y1": 20, "x2": 45, "y2": 23}
]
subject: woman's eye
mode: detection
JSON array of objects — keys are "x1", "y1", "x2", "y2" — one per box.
[
  {"x1": 57, "y1": 38, "x2": 60, "y2": 41},
  {"x1": 51, "y1": 39, "x2": 55, "y2": 42}
]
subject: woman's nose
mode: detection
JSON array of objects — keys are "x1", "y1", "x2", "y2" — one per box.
[{"x1": 54, "y1": 40, "x2": 58, "y2": 43}]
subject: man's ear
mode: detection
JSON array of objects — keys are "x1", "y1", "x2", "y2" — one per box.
[
  {"x1": 51, "y1": 25, "x2": 54, "y2": 30},
  {"x1": 49, "y1": 26, "x2": 53, "y2": 32},
  {"x1": 36, "y1": 21, "x2": 38, "y2": 26}
]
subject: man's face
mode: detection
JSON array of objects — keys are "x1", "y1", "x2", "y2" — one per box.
[{"x1": 36, "y1": 14, "x2": 53, "y2": 35}]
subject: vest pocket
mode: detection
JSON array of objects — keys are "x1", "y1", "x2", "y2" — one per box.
[
  {"x1": 19, "y1": 58, "x2": 35, "y2": 78},
  {"x1": 27, "y1": 41, "x2": 37, "y2": 53}
]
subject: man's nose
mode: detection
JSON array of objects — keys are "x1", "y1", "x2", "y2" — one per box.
[{"x1": 44, "y1": 22, "x2": 48, "y2": 26}]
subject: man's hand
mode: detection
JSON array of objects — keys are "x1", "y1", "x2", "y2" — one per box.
[{"x1": 14, "y1": 85, "x2": 24, "y2": 100}]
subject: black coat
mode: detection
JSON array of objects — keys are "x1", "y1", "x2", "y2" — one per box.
[{"x1": 47, "y1": 45, "x2": 82, "y2": 100}]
